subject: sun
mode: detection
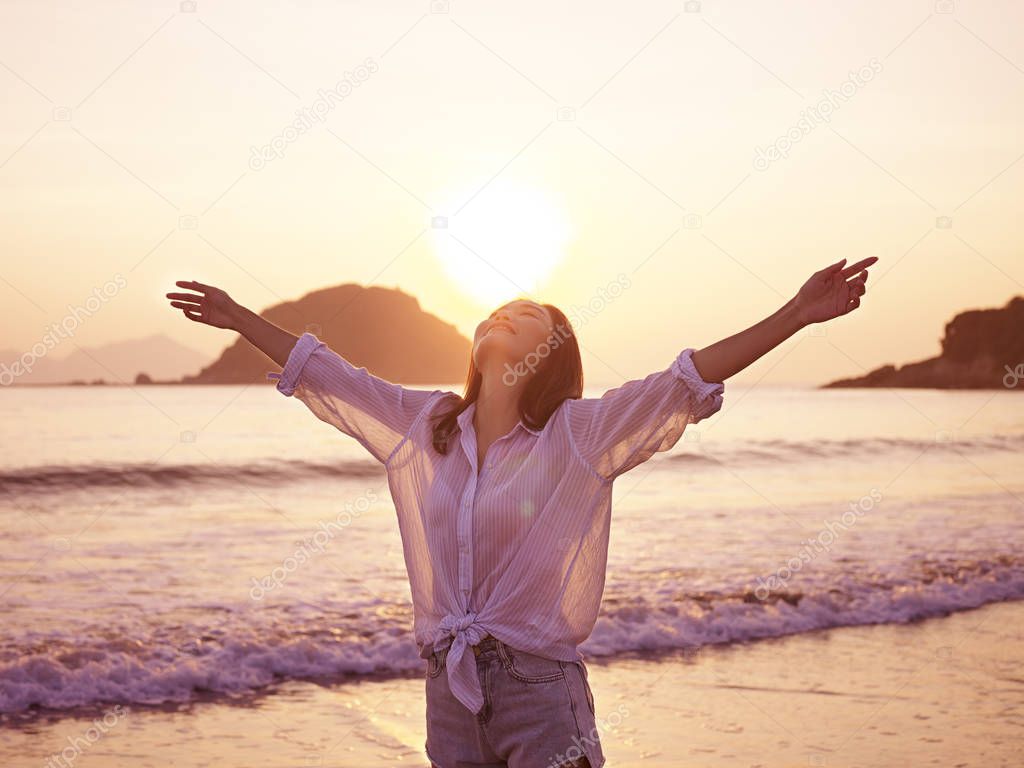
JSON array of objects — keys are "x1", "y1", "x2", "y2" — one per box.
[{"x1": 430, "y1": 177, "x2": 572, "y2": 308}]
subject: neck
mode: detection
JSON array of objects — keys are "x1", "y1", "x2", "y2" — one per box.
[{"x1": 475, "y1": 366, "x2": 525, "y2": 436}]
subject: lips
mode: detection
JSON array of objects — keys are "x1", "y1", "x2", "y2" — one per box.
[{"x1": 489, "y1": 321, "x2": 515, "y2": 335}]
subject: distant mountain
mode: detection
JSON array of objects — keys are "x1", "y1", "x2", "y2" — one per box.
[
  {"x1": 182, "y1": 284, "x2": 470, "y2": 386},
  {"x1": 822, "y1": 295, "x2": 1024, "y2": 390},
  {"x1": 2, "y1": 334, "x2": 212, "y2": 386}
]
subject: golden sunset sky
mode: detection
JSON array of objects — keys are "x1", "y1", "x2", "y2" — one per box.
[{"x1": 1, "y1": 0, "x2": 1021, "y2": 385}]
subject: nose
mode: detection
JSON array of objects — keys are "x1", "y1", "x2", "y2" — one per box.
[{"x1": 490, "y1": 309, "x2": 514, "y2": 328}]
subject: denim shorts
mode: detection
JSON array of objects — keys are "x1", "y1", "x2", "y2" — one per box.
[{"x1": 423, "y1": 635, "x2": 605, "y2": 768}]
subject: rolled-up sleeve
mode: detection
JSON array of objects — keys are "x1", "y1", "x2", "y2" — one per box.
[
  {"x1": 564, "y1": 347, "x2": 724, "y2": 481},
  {"x1": 267, "y1": 332, "x2": 444, "y2": 465}
]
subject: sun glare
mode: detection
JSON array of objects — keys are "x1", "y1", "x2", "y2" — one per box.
[{"x1": 430, "y1": 177, "x2": 572, "y2": 308}]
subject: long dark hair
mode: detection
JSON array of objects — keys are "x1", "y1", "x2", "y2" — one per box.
[{"x1": 429, "y1": 302, "x2": 583, "y2": 454}]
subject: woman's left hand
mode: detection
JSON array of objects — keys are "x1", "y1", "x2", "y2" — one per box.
[{"x1": 793, "y1": 256, "x2": 878, "y2": 325}]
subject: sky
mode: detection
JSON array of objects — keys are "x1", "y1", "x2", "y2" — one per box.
[{"x1": 1, "y1": 0, "x2": 1022, "y2": 386}]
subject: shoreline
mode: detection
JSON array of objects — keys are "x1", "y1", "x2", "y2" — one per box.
[
  {"x1": 6, "y1": 595, "x2": 1020, "y2": 729},
  {"x1": 5, "y1": 598, "x2": 1021, "y2": 766}
]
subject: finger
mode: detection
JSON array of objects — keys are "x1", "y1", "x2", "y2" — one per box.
[
  {"x1": 820, "y1": 257, "x2": 847, "y2": 275},
  {"x1": 847, "y1": 296, "x2": 861, "y2": 313},
  {"x1": 166, "y1": 292, "x2": 202, "y2": 301},
  {"x1": 183, "y1": 309, "x2": 204, "y2": 322},
  {"x1": 169, "y1": 300, "x2": 201, "y2": 310},
  {"x1": 175, "y1": 280, "x2": 214, "y2": 292},
  {"x1": 839, "y1": 257, "x2": 878, "y2": 280},
  {"x1": 846, "y1": 269, "x2": 869, "y2": 284}
]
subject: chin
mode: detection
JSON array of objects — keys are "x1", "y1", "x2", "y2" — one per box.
[{"x1": 475, "y1": 337, "x2": 519, "y2": 365}]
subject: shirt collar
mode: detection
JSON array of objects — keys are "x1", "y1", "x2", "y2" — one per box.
[{"x1": 457, "y1": 400, "x2": 542, "y2": 437}]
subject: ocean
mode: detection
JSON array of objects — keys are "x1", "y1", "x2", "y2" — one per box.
[{"x1": 1, "y1": 382, "x2": 1022, "y2": 720}]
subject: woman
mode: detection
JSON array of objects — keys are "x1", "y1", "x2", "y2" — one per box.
[{"x1": 165, "y1": 255, "x2": 875, "y2": 767}]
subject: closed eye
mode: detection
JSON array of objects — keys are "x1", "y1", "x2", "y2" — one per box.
[{"x1": 489, "y1": 305, "x2": 545, "y2": 323}]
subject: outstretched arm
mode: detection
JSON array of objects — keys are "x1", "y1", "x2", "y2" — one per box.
[
  {"x1": 166, "y1": 280, "x2": 444, "y2": 465},
  {"x1": 564, "y1": 256, "x2": 877, "y2": 480},
  {"x1": 690, "y1": 256, "x2": 877, "y2": 383}
]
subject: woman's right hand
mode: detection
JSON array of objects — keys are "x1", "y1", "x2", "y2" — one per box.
[{"x1": 165, "y1": 280, "x2": 243, "y2": 330}]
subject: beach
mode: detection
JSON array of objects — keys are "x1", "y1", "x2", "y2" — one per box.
[
  {"x1": 4, "y1": 0, "x2": 1024, "y2": 761},
  {"x1": 1, "y1": 383, "x2": 1022, "y2": 766},
  {"x1": 4, "y1": 599, "x2": 1020, "y2": 767}
]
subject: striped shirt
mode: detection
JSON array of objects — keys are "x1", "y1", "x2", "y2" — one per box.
[{"x1": 268, "y1": 332, "x2": 725, "y2": 714}]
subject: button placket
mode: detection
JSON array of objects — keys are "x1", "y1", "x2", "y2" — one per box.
[
  {"x1": 455, "y1": 402, "x2": 509, "y2": 605},
  {"x1": 458, "y1": 479, "x2": 475, "y2": 600}
]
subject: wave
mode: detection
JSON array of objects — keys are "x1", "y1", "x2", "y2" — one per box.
[
  {"x1": 586, "y1": 554, "x2": 1024, "y2": 655},
  {"x1": 663, "y1": 432, "x2": 1024, "y2": 466},
  {"x1": 5, "y1": 432, "x2": 1021, "y2": 496},
  {"x1": 0, "y1": 458, "x2": 382, "y2": 495},
  {"x1": 2, "y1": 554, "x2": 1022, "y2": 717}
]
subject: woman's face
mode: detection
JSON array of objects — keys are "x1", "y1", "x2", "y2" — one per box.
[{"x1": 472, "y1": 300, "x2": 556, "y2": 376}]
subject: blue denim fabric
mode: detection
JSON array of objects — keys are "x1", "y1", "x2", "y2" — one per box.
[{"x1": 424, "y1": 635, "x2": 605, "y2": 768}]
